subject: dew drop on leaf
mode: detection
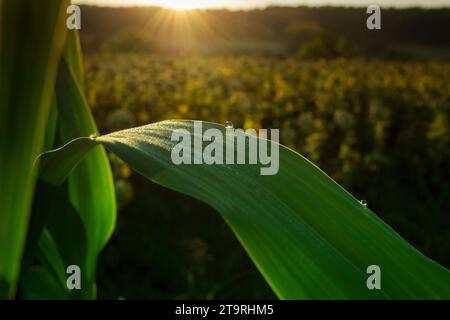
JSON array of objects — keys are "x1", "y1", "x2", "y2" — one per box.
[{"x1": 225, "y1": 121, "x2": 234, "y2": 129}]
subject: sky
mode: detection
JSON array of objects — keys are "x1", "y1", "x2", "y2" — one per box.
[{"x1": 75, "y1": 0, "x2": 450, "y2": 10}]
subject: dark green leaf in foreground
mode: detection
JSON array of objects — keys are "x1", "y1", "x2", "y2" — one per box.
[
  {"x1": 39, "y1": 120, "x2": 450, "y2": 299},
  {"x1": 0, "y1": 0, "x2": 69, "y2": 298},
  {"x1": 20, "y1": 266, "x2": 70, "y2": 300}
]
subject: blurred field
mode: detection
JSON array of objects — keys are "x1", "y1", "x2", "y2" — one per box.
[
  {"x1": 80, "y1": 2, "x2": 450, "y2": 301},
  {"x1": 85, "y1": 53, "x2": 450, "y2": 299}
]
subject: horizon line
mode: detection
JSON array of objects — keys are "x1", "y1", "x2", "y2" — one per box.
[{"x1": 74, "y1": 1, "x2": 450, "y2": 10}]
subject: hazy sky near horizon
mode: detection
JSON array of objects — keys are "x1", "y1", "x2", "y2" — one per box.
[{"x1": 75, "y1": 0, "x2": 450, "y2": 9}]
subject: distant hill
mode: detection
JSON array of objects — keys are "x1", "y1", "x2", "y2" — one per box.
[{"x1": 80, "y1": 6, "x2": 450, "y2": 59}]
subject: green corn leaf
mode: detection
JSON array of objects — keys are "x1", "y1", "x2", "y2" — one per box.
[
  {"x1": 25, "y1": 226, "x2": 92, "y2": 299},
  {"x1": 43, "y1": 97, "x2": 59, "y2": 152},
  {"x1": 19, "y1": 95, "x2": 60, "y2": 278},
  {"x1": 20, "y1": 181, "x2": 63, "y2": 278},
  {"x1": 20, "y1": 28, "x2": 115, "y2": 299},
  {"x1": 35, "y1": 229, "x2": 70, "y2": 293},
  {"x1": 0, "y1": 0, "x2": 69, "y2": 298},
  {"x1": 54, "y1": 29, "x2": 116, "y2": 284},
  {"x1": 20, "y1": 265, "x2": 70, "y2": 300},
  {"x1": 63, "y1": 29, "x2": 85, "y2": 89},
  {"x1": 38, "y1": 137, "x2": 98, "y2": 186},
  {"x1": 38, "y1": 120, "x2": 450, "y2": 299},
  {"x1": 21, "y1": 180, "x2": 91, "y2": 299}
]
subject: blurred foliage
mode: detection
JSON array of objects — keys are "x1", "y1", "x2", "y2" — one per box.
[
  {"x1": 85, "y1": 53, "x2": 450, "y2": 299},
  {"x1": 100, "y1": 28, "x2": 157, "y2": 54},
  {"x1": 298, "y1": 33, "x2": 356, "y2": 59}
]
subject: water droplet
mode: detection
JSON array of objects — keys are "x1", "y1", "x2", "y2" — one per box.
[
  {"x1": 225, "y1": 121, "x2": 234, "y2": 129},
  {"x1": 360, "y1": 200, "x2": 368, "y2": 207}
]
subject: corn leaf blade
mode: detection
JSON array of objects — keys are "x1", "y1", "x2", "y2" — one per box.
[
  {"x1": 0, "y1": 0, "x2": 69, "y2": 298},
  {"x1": 38, "y1": 120, "x2": 450, "y2": 299},
  {"x1": 54, "y1": 31, "x2": 116, "y2": 283}
]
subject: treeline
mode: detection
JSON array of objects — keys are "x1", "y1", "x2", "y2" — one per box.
[{"x1": 80, "y1": 6, "x2": 450, "y2": 59}]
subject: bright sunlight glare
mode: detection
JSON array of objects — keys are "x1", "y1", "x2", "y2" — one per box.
[{"x1": 150, "y1": 0, "x2": 217, "y2": 10}]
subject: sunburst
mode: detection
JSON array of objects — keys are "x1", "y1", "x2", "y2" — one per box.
[{"x1": 151, "y1": 0, "x2": 214, "y2": 10}]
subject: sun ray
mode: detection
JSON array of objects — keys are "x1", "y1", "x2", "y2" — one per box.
[
  {"x1": 137, "y1": 4, "x2": 230, "y2": 55},
  {"x1": 150, "y1": 0, "x2": 218, "y2": 11}
]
